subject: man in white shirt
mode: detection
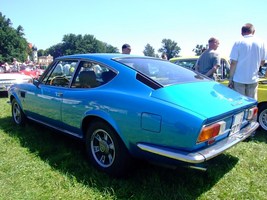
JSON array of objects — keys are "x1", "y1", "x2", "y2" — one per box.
[{"x1": 229, "y1": 23, "x2": 266, "y2": 100}]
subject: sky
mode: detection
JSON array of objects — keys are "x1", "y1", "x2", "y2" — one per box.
[{"x1": 1, "y1": 0, "x2": 267, "y2": 57}]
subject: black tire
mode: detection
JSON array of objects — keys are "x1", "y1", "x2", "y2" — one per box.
[
  {"x1": 11, "y1": 99, "x2": 26, "y2": 126},
  {"x1": 258, "y1": 104, "x2": 267, "y2": 131},
  {"x1": 85, "y1": 121, "x2": 133, "y2": 177}
]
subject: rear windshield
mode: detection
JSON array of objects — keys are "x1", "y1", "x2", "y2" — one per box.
[
  {"x1": 116, "y1": 58, "x2": 209, "y2": 86},
  {"x1": 174, "y1": 59, "x2": 197, "y2": 70}
]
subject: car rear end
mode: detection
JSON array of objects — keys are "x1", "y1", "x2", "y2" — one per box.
[
  {"x1": 112, "y1": 56, "x2": 259, "y2": 169},
  {"x1": 136, "y1": 81, "x2": 258, "y2": 169}
]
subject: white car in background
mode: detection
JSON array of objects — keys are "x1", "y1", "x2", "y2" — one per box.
[{"x1": 0, "y1": 72, "x2": 32, "y2": 93}]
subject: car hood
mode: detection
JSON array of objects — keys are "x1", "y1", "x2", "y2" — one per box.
[{"x1": 151, "y1": 81, "x2": 256, "y2": 118}]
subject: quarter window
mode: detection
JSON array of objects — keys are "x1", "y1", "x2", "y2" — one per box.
[{"x1": 71, "y1": 61, "x2": 116, "y2": 88}]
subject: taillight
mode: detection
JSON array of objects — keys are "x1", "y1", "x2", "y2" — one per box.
[
  {"x1": 247, "y1": 107, "x2": 258, "y2": 121},
  {"x1": 197, "y1": 121, "x2": 226, "y2": 143}
]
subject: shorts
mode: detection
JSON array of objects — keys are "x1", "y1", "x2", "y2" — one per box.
[{"x1": 233, "y1": 81, "x2": 258, "y2": 100}]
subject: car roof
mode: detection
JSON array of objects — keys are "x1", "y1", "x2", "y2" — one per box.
[{"x1": 57, "y1": 53, "x2": 156, "y2": 61}]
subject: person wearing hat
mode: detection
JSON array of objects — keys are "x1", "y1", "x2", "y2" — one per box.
[{"x1": 122, "y1": 44, "x2": 131, "y2": 54}]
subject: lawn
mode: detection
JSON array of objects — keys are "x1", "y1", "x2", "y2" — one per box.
[{"x1": 0, "y1": 94, "x2": 267, "y2": 200}]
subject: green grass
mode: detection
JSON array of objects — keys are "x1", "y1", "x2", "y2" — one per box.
[{"x1": 1, "y1": 94, "x2": 267, "y2": 200}]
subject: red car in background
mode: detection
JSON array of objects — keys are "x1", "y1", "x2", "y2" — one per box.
[{"x1": 19, "y1": 66, "x2": 44, "y2": 78}]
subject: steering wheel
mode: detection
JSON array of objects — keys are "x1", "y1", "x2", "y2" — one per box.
[{"x1": 50, "y1": 76, "x2": 69, "y2": 86}]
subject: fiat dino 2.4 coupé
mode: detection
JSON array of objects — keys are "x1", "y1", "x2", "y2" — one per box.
[{"x1": 8, "y1": 54, "x2": 259, "y2": 177}]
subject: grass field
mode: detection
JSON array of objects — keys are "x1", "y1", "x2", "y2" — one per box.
[{"x1": 0, "y1": 94, "x2": 267, "y2": 200}]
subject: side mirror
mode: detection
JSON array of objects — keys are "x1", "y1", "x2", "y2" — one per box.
[{"x1": 33, "y1": 78, "x2": 41, "y2": 88}]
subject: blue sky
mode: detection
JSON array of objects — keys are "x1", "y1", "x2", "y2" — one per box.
[{"x1": 1, "y1": 0, "x2": 267, "y2": 56}]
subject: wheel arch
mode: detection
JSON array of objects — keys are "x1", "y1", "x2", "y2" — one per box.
[
  {"x1": 10, "y1": 94, "x2": 24, "y2": 112},
  {"x1": 258, "y1": 101, "x2": 267, "y2": 109},
  {"x1": 81, "y1": 111, "x2": 129, "y2": 148},
  {"x1": 257, "y1": 101, "x2": 267, "y2": 131}
]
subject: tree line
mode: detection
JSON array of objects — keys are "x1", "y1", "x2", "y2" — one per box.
[
  {"x1": 0, "y1": 13, "x2": 30, "y2": 63},
  {"x1": 0, "y1": 12, "x2": 205, "y2": 64}
]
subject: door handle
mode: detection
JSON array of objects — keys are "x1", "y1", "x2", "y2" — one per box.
[{"x1": 55, "y1": 92, "x2": 63, "y2": 97}]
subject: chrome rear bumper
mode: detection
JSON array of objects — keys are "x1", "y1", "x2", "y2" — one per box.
[{"x1": 137, "y1": 121, "x2": 259, "y2": 164}]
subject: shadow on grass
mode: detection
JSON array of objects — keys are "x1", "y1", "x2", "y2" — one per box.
[
  {"x1": 0, "y1": 91, "x2": 8, "y2": 98},
  {"x1": 250, "y1": 128, "x2": 267, "y2": 143},
  {"x1": 0, "y1": 116, "x2": 239, "y2": 200}
]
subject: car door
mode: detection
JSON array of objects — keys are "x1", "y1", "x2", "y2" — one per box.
[
  {"x1": 22, "y1": 60, "x2": 79, "y2": 128},
  {"x1": 60, "y1": 60, "x2": 111, "y2": 136}
]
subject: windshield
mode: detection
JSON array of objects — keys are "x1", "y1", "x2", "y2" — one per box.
[{"x1": 116, "y1": 58, "x2": 209, "y2": 86}]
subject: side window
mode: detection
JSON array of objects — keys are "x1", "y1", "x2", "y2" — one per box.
[
  {"x1": 42, "y1": 60, "x2": 78, "y2": 87},
  {"x1": 71, "y1": 61, "x2": 116, "y2": 88}
]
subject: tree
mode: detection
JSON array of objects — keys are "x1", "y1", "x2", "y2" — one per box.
[
  {"x1": 46, "y1": 43, "x2": 64, "y2": 58},
  {"x1": 46, "y1": 33, "x2": 119, "y2": 58},
  {"x1": 16, "y1": 25, "x2": 24, "y2": 37},
  {"x1": 158, "y1": 39, "x2": 181, "y2": 59},
  {"x1": 0, "y1": 12, "x2": 30, "y2": 63},
  {"x1": 104, "y1": 43, "x2": 119, "y2": 53},
  {"x1": 193, "y1": 44, "x2": 207, "y2": 56},
  {"x1": 143, "y1": 44, "x2": 156, "y2": 57},
  {"x1": 37, "y1": 49, "x2": 46, "y2": 57}
]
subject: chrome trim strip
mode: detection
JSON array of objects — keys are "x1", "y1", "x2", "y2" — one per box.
[
  {"x1": 27, "y1": 116, "x2": 83, "y2": 139},
  {"x1": 137, "y1": 122, "x2": 259, "y2": 164}
]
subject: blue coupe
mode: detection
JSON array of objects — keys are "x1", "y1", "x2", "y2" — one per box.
[{"x1": 8, "y1": 54, "x2": 259, "y2": 177}]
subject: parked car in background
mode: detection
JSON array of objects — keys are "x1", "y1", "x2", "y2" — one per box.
[
  {"x1": 170, "y1": 56, "x2": 230, "y2": 80},
  {"x1": 19, "y1": 66, "x2": 45, "y2": 79},
  {"x1": 170, "y1": 56, "x2": 267, "y2": 131},
  {"x1": 257, "y1": 63, "x2": 267, "y2": 131},
  {"x1": 169, "y1": 56, "x2": 199, "y2": 70},
  {"x1": 0, "y1": 72, "x2": 32, "y2": 94},
  {"x1": 8, "y1": 54, "x2": 259, "y2": 177}
]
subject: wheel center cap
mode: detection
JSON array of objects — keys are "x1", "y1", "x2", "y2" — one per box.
[{"x1": 99, "y1": 141, "x2": 109, "y2": 154}]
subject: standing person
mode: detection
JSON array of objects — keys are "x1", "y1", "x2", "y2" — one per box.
[
  {"x1": 195, "y1": 37, "x2": 221, "y2": 79},
  {"x1": 228, "y1": 23, "x2": 266, "y2": 100},
  {"x1": 122, "y1": 44, "x2": 131, "y2": 54},
  {"x1": 12, "y1": 58, "x2": 20, "y2": 72}
]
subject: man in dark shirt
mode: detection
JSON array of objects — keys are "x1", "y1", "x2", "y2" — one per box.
[{"x1": 195, "y1": 37, "x2": 221, "y2": 79}]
